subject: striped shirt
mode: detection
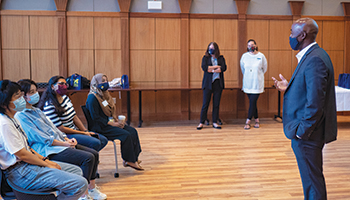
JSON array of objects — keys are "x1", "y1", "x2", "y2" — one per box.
[{"x1": 43, "y1": 95, "x2": 76, "y2": 129}]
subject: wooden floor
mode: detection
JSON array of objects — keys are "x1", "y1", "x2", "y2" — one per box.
[{"x1": 96, "y1": 116, "x2": 350, "y2": 200}]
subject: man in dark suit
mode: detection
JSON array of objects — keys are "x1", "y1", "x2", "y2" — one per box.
[{"x1": 272, "y1": 18, "x2": 337, "y2": 200}]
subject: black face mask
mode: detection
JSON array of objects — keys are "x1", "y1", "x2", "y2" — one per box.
[
  {"x1": 247, "y1": 46, "x2": 256, "y2": 52},
  {"x1": 208, "y1": 49, "x2": 215, "y2": 55}
]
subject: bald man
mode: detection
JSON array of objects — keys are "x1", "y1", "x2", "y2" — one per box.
[{"x1": 272, "y1": 18, "x2": 337, "y2": 199}]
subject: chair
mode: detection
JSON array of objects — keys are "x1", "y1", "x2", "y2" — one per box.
[
  {"x1": 1, "y1": 170, "x2": 57, "y2": 200},
  {"x1": 81, "y1": 105, "x2": 119, "y2": 178}
]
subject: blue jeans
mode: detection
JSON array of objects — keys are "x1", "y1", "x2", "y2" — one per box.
[
  {"x1": 4, "y1": 162, "x2": 88, "y2": 200},
  {"x1": 67, "y1": 133, "x2": 108, "y2": 152},
  {"x1": 54, "y1": 161, "x2": 83, "y2": 176}
]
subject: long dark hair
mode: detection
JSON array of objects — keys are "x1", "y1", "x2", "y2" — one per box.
[
  {"x1": 38, "y1": 75, "x2": 66, "y2": 116},
  {"x1": 205, "y1": 42, "x2": 221, "y2": 58},
  {"x1": 0, "y1": 80, "x2": 21, "y2": 114}
]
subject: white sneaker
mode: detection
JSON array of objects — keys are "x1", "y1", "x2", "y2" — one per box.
[
  {"x1": 78, "y1": 194, "x2": 93, "y2": 200},
  {"x1": 88, "y1": 187, "x2": 107, "y2": 200}
]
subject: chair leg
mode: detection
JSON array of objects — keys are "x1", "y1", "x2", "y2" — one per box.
[{"x1": 112, "y1": 140, "x2": 119, "y2": 178}]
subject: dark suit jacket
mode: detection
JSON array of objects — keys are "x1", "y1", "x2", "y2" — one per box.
[
  {"x1": 283, "y1": 44, "x2": 337, "y2": 144},
  {"x1": 201, "y1": 55, "x2": 227, "y2": 90}
]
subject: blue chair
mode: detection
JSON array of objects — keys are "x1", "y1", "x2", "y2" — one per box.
[
  {"x1": 1, "y1": 170, "x2": 57, "y2": 200},
  {"x1": 81, "y1": 105, "x2": 119, "y2": 178}
]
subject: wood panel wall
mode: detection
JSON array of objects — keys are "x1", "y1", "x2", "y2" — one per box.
[{"x1": 0, "y1": 9, "x2": 348, "y2": 122}]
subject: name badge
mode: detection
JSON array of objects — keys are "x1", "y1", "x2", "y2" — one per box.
[
  {"x1": 67, "y1": 102, "x2": 73, "y2": 107},
  {"x1": 257, "y1": 58, "x2": 261, "y2": 60},
  {"x1": 102, "y1": 100, "x2": 109, "y2": 107}
]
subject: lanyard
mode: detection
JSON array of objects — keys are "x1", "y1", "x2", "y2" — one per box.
[{"x1": 4, "y1": 114, "x2": 31, "y2": 148}]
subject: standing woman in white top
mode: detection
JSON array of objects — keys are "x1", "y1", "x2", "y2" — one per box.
[{"x1": 240, "y1": 39, "x2": 267, "y2": 129}]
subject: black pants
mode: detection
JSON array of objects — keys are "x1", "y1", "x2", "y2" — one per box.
[
  {"x1": 98, "y1": 125, "x2": 142, "y2": 163},
  {"x1": 48, "y1": 144, "x2": 98, "y2": 184},
  {"x1": 200, "y1": 79, "x2": 223, "y2": 123},
  {"x1": 247, "y1": 93, "x2": 260, "y2": 120}
]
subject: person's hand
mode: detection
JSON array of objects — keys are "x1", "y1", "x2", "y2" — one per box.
[
  {"x1": 82, "y1": 131, "x2": 93, "y2": 136},
  {"x1": 45, "y1": 160, "x2": 61, "y2": 170},
  {"x1": 272, "y1": 74, "x2": 289, "y2": 92},
  {"x1": 114, "y1": 121, "x2": 125, "y2": 129},
  {"x1": 89, "y1": 131, "x2": 97, "y2": 136},
  {"x1": 64, "y1": 138, "x2": 77, "y2": 148}
]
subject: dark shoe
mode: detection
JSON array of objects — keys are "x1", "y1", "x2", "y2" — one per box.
[
  {"x1": 218, "y1": 119, "x2": 223, "y2": 125},
  {"x1": 213, "y1": 123, "x2": 221, "y2": 129},
  {"x1": 197, "y1": 123, "x2": 203, "y2": 130},
  {"x1": 213, "y1": 125, "x2": 221, "y2": 129}
]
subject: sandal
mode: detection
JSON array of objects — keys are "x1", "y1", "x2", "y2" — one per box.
[
  {"x1": 254, "y1": 119, "x2": 260, "y2": 128},
  {"x1": 254, "y1": 122, "x2": 260, "y2": 128},
  {"x1": 244, "y1": 123, "x2": 251, "y2": 130}
]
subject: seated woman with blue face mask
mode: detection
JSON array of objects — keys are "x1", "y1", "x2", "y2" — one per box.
[
  {"x1": 15, "y1": 79, "x2": 107, "y2": 200},
  {"x1": 0, "y1": 80, "x2": 88, "y2": 200}
]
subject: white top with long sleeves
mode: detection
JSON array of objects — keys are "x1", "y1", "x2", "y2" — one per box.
[{"x1": 240, "y1": 52, "x2": 267, "y2": 94}]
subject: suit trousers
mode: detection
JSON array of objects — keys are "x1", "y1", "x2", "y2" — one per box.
[
  {"x1": 200, "y1": 79, "x2": 223, "y2": 123},
  {"x1": 292, "y1": 139, "x2": 326, "y2": 200}
]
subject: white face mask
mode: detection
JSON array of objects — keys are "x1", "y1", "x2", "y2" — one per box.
[
  {"x1": 12, "y1": 96, "x2": 26, "y2": 112},
  {"x1": 27, "y1": 92, "x2": 40, "y2": 105}
]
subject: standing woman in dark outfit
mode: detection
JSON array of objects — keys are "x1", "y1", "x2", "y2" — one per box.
[{"x1": 197, "y1": 42, "x2": 227, "y2": 130}]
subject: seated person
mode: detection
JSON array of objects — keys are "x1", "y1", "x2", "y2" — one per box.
[
  {"x1": 0, "y1": 80, "x2": 87, "y2": 200},
  {"x1": 15, "y1": 79, "x2": 106, "y2": 200},
  {"x1": 37, "y1": 75, "x2": 108, "y2": 152},
  {"x1": 86, "y1": 73, "x2": 143, "y2": 170}
]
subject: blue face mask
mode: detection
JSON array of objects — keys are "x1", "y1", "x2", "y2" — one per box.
[
  {"x1": 27, "y1": 92, "x2": 40, "y2": 105},
  {"x1": 98, "y1": 82, "x2": 109, "y2": 91},
  {"x1": 12, "y1": 96, "x2": 26, "y2": 112},
  {"x1": 289, "y1": 35, "x2": 301, "y2": 50},
  {"x1": 208, "y1": 49, "x2": 215, "y2": 55}
]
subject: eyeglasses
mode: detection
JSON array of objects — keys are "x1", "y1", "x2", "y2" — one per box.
[{"x1": 57, "y1": 82, "x2": 68, "y2": 86}]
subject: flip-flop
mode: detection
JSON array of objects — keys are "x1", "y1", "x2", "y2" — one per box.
[{"x1": 244, "y1": 124, "x2": 251, "y2": 130}]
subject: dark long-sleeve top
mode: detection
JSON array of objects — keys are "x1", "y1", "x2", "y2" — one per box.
[
  {"x1": 86, "y1": 94, "x2": 110, "y2": 133},
  {"x1": 201, "y1": 55, "x2": 227, "y2": 90}
]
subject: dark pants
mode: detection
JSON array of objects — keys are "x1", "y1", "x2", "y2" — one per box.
[
  {"x1": 247, "y1": 93, "x2": 260, "y2": 120},
  {"x1": 98, "y1": 125, "x2": 142, "y2": 163},
  {"x1": 66, "y1": 133, "x2": 108, "y2": 152},
  {"x1": 292, "y1": 139, "x2": 326, "y2": 200},
  {"x1": 48, "y1": 144, "x2": 98, "y2": 184},
  {"x1": 200, "y1": 79, "x2": 223, "y2": 123}
]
